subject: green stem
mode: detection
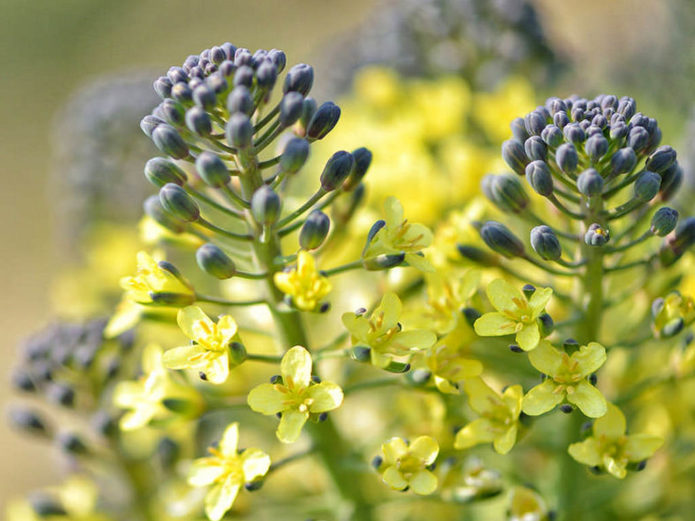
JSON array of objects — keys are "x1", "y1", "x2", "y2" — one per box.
[
  {"x1": 321, "y1": 260, "x2": 363, "y2": 277},
  {"x1": 246, "y1": 353, "x2": 283, "y2": 363},
  {"x1": 195, "y1": 293, "x2": 266, "y2": 306},
  {"x1": 276, "y1": 189, "x2": 326, "y2": 228}
]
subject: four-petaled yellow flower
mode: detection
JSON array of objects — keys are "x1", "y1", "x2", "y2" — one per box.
[
  {"x1": 163, "y1": 306, "x2": 242, "y2": 385},
  {"x1": 424, "y1": 340, "x2": 483, "y2": 394},
  {"x1": 364, "y1": 197, "x2": 434, "y2": 272},
  {"x1": 568, "y1": 403, "x2": 663, "y2": 479},
  {"x1": 120, "y1": 251, "x2": 194, "y2": 306},
  {"x1": 377, "y1": 436, "x2": 439, "y2": 494},
  {"x1": 273, "y1": 250, "x2": 332, "y2": 311},
  {"x1": 454, "y1": 377, "x2": 523, "y2": 454},
  {"x1": 342, "y1": 292, "x2": 437, "y2": 368},
  {"x1": 113, "y1": 344, "x2": 198, "y2": 430},
  {"x1": 188, "y1": 422, "x2": 271, "y2": 521},
  {"x1": 247, "y1": 346, "x2": 343, "y2": 443},
  {"x1": 522, "y1": 340, "x2": 607, "y2": 418},
  {"x1": 474, "y1": 279, "x2": 552, "y2": 351}
]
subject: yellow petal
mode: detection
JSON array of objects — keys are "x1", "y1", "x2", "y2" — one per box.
[
  {"x1": 474, "y1": 312, "x2": 518, "y2": 336},
  {"x1": 493, "y1": 425, "x2": 518, "y2": 455},
  {"x1": 119, "y1": 409, "x2": 152, "y2": 431},
  {"x1": 219, "y1": 422, "x2": 239, "y2": 456},
  {"x1": 527, "y1": 340, "x2": 564, "y2": 376},
  {"x1": 573, "y1": 342, "x2": 607, "y2": 378},
  {"x1": 142, "y1": 343, "x2": 164, "y2": 373},
  {"x1": 603, "y1": 455, "x2": 627, "y2": 479},
  {"x1": 247, "y1": 383, "x2": 286, "y2": 415},
  {"x1": 522, "y1": 380, "x2": 564, "y2": 416},
  {"x1": 408, "y1": 436, "x2": 439, "y2": 465},
  {"x1": 273, "y1": 272, "x2": 293, "y2": 294},
  {"x1": 217, "y1": 315, "x2": 238, "y2": 343},
  {"x1": 405, "y1": 252, "x2": 435, "y2": 272},
  {"x1": 486, "y1": 278, "x2": 524, "y2": 313},
  {"x1": 566, "y1": 380, "x2": 607, "y2": 418},
  {"x1": 188, "y1": 459, "x2": 225, "y2": 486},
  {"x1": 463, "y1": 377, "x2": 500, "y2": 415},
  {"x1": 307, "y1": 382, "x2": 344, "y2": 412},
  {"x1": 383, "y1": 196, "x2": 404, "y2": 229},
  {"x1": 382, "y1": 465, "x2": 408, "y2": 490},
  {"x1": 277, "y1": 409, "x2": 308, "y2": 443},
  {"x1": 204, "y1": 352, "x2": 230, "y2": 385},
  {"x1": 370, "y1": 349, "x2": 393, "y2": 368},
  {"x1": 281, "y1": 346, "x2": 312, "y2": 388},
  {"x1": 204, "y1": 479, "x2": 240, "y2": 521},
  {"x1": 113, "y1": 381, "x2": 144, "y2": 408},
  {"x1": 592, "y1": 402, "x2": 625, "y2": 439},
  {"x1": 382, "y1": 437, "x2": 408, "y2": 464},
  {"x1": 393, "y1": 330, "x2": 437, "y2": 351},
  {"x1": 341, "y1": 313, "x2": 370, "y2": 342},
  {"x1": 104, "y1": 299, "x2": 142, "y2": 338},
  {"x1": 516, "y1": 322, "x2": 540, "y2": 351},
  {"x1": 177, "y1": 306, "x2": 212, "y2": 341},
  {"x1": 568, "y1": 438, "x2": 602, "y2": 467},
  {"x1": 624, "y1": 434, "x2": 663, "y2": 462},
  {"x1": 241, "y1": 449, "x2": 271, "y2": 481},
  {"x1": 162, "y1": 345, "x2": 207, "y2": 370},
  {"x1": 528, "y1": 287, "x2": 553, "y2": 316},
  {"x1": 410, "y1": 470, "x2": 438, "y2": 495},
  {"x1": 502, "y1": 384, "x2": 524, "y2": 418},
  {"x1": 375, "y1": 292, "x2": 402, "y2": 330},
  {"x1": 454, "y1": 418, "x2": 496, "y2": 449}
]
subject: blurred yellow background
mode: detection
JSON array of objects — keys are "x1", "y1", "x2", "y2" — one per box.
[{"x1": 0, "y1": 0, "x2": 685, "y2": 509}]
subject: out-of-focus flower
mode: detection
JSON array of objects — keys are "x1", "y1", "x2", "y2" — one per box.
[
  {"x1": 376, "y1": 436, "x2": 439, "y2": 494},
  {"x1": 274, "y1": 251, "x2": 331, "y2": 311},
  {"x1": 652, "y1": 291, "x2": 695, "y2": 338},
  {"x1": 188, "y1": 422, "x2": 270, "y2": 521},
  {"x1": 247, "y1": 346, "x2": 343, "y2": 443},
  {"x1": 162, "y1": 306, "x2": 244, "y2": 384},
  {"x1": 522, "y1": 340, "x2": 607, "y2": 418},
  {"x1": 454, "y1": 377, "x2": 522, "y2": 454},
  {"x1": 439, "y1": 456, "x2": 503, "y2": 504},
  {"x1": 119, "y1": 251, "x2": 194, "y2": 306},
  {"x1": 424, "y1": 269, "x2": 480, "y2": 334},
  {"x1": 342, "y1": 292, "x2": 436, "y2": 368},
  {"x1": 474, "y1": 279, "x2": 552, "y2": 351},
  {"x1": 508, "y1": 486, "x2": 550, "y2": 521},
  {"x1": 568, "y1": 403, "x2": 663, "y2": 479}
]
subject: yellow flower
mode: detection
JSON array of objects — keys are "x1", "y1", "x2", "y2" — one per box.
[
  {"x1": 113, "y1": 344, "x2": 198, "y2": 430},
  {"x1": 188, "y1": 422, "x2": 270, "y2": 521},
  {"x1": 522, "y1": 340, "x2": 607, "y2": 418},
  {"x1": 162, "y1": 306, "x2": 242, "y2": 385},
  {"x1": 104, "y1": 297, "x2": 144, "y2": 338},
  {"x1": 364, "y1": 197, "x2": 434, "y2": 272},
  {"x1": 568, "y1": 403, "x2": 663, "y2": 479},
  {"x1": 342, "y1": 292, "x2": 437, "y2": 368},
  {"x1": 424, "y1": 269, "x2": 481, "y2": 334},
  {"x1": 474, "y1": 279, "x2": 553, "y2": 351},
  {"x1": 508, "y1": 486, "x2": 550, "y2": 521},
  {"x1": 273, "y1": 250, "x2": 332, "y2": 311},
  {"x1": 377, "y1": 436, "x2": 439, "y2": 494},
  {"x1": 454, "y1": 377, "x2": 523, "y2": 454},
  {"x1": 471, "y1": 76, "x2": 536, "y2": 143},
  {"x1": 247, "y1": 346, "x2": 343, "y2": 443},
  {"x1": 119, "y1": 251, "x2": 194, "y2": 306},
  {"x1": 653, "y1": 291, "x2": 695, "y2": 337},
  {"x1": 424, "y1": 340, "x2": 483, "y2": 394}
]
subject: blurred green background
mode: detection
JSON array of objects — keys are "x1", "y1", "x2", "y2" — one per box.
[{"x1": 0, "y1": 0, "x2": 688, "y2": 509}]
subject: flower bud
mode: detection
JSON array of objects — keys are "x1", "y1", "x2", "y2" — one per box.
[
  {"x1": 541, "y1": 124, "x2": 563, "y2": 147},
  {"x1": 556, "y1": 143, "x2": 579, "y2": 174},
  {"x1": 501, "y1": 139, "x2": 528, "y2": 175},
  {"x1": 659, "y1": 162, "x2": 683, "y2": 201},
  {"x1": 525, "y1": 160, "x2": 553, "y2": 196},
  {"x1": 140, "y1": 115, "x2": 164, "y2": 137},
  {"x1": 524, "y1": 136, "x2": 547, "y2": 161},
  {"x1": 610, "y1": 123, "x2": 628, "y2": 140},
  {"x1": 609, "y1": 147, "x2": 637, "y2": 176},
  {"x1": 8, "y1": 408, "x2": 49, "y2": 436},
  {"x1": 661, "y1": 217, "x2": 695, "y2": 266},
  {"x1": 480, "y1": 221, "x2": 525, "y2": 258},
  {"x1": 576, "y1": 168, "x2": 604, "y2": 197},
  {"x1": 584, "y1": 223, "x2": 610, "y2": 246},
  {"x1": 268, "y1": 49, "x2": 286, "y2": 72},
  {"x1": 362, "y1": 253, "x2": 406, "y2": 271},
  {"x1": 584, "y1": 134, "x2": 609, "y2": 162},
  {"x1": 233, "y1": 65, "x2": 254, "y2": 87},
  {"x1": 300, "y1": 210, "x2": 330, "y2": 250},
  {"x1": 153, "y1": 76, "x2": 173, "y2": 99},
  {"x1": 618, "y1": 97, "x2": 636, "y2": 119},
  {"x1": 650, "y1": 207, "x2": 679, "y2": 237},
  {"x1": 510, "y1": 117, "x2": 529, "y2": 142},
  {"x1": 457, "y1": 245, "x2": 499, "y2": 265},
  {"x1": 280, "y1": 137, "x2": 310, "y2": 174},
  {"x1": 627, "y1": 126, "x2": 649, "y2": 152},
  {"x1": 193, "y1": 84, "x2": 217, "y2": 110},
  {"x1": 196, "y1": 243, "x2": 236, "y2": 279},
  {"x1": 144, "y1": 196, "x2": 185, "y2": 233},
  {"x1": 524, "y1": 110, "x2": 547, "y2": 136},
  {"x1": 226, "y1": 86, "x2": 254, "y2": 115},
  {"x1": 279, "y1": 92, "x2": 304, "y2": 127},
  {"x1": 554, "y1": 111, "x2": 570, "y2": 128},
  {"x1": 226, "y1": 113, "x2": 253, "y2": 148},
  {"x1": 563, "y1": 123, "x2": 585, "y2": 144},
  {"x1": 159, "y1": 99, "x2": 186, "y2": 126},
  {"x1": 195, "y1": 151, "x2": 230, "y2": 187},
  {"x1": 483, "y1": 174, "x2": 529, "y2": 213},
  {"x1": 185, "y1": 106, "x2": 212, "y2": 136},
  {"x1": 307, "y1": 101, "x2": 341, "y2": 140},
  {"x1": 530, "y1": 225, "x2": 561, "y2": 260},
  {"x1": 634, "y1": 171, "x2": 661, "y2": 202},
  {"x1": 250, "y1": 185, "x2": 281, "y2": 225},
  {"x1": 539, "y1": 313, "x2": 554, "y2": 337},
  {"x1": 159, "y1": 183, "x2": 200, "y2": 222},
  {"x1": 144, "y1": 158, "x2": 187, "y2": 187},
  {"x1": 645, "y1": 145, "x2": 676, "y2": 174},
  {"x1": 343, "y1": 147, "x2": 372, "y2": 191},
  {"x1": 152, "y1": 124, "x2": 189, "y2": 159},
  {"x1": 320, "y1": 151, "x2": 354, "y2": 191},
  {"x1": 171, "y1": 82, "x2": 193, "y2": 103},
  {"x1": 256, "y1": 61, "x2": 278, "y2": 89},
  {"x1": 283, "y1": 63, "x2": 314, "y2": 95},
  {"x1": 167, "y1": 66, "x2": 188, "y2": 84},
  {"x1": 56, "y1": 431, "x2": 88, "y2": 455}
]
